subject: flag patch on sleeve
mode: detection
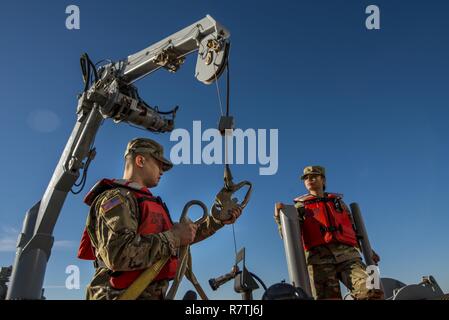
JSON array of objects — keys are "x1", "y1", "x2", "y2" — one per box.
[{"x1": 101, "y1": 195, "x2": 123, "y2": 213}]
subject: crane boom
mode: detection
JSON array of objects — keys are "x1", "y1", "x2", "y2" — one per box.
[{"x1": 6, "y1": 15, "x2": 230, "y2": 300}]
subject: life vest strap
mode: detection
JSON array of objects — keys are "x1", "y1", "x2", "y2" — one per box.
[
  {"x1": 303, "y1": 197, "x2": 344, "y2": 212},
  {"x1": 136, "y1": 196, "x2": 161, "y2": 204},
  {"x1": 303, "y1": 197, "x2": 334, "y2": 205},
  {"x1": 319, "y1": 224, "x2": 343, "y2": 234},
  {"x1": 136, "y1": 195, "x2": 174, "y2": 225}
]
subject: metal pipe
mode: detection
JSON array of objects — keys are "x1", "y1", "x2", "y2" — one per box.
[
  {"x1": 350, "y1": 202, "x2": 384, "y2": 296},
  {"x1": 350, "y1": 203, "x2": 374, "y2": 266},
  {"x1": 6, "y1": 201, "x2": 45, "y2": 299},
  {"x1": 279, "y1": 205, "x2": 312, "y2": 297}
]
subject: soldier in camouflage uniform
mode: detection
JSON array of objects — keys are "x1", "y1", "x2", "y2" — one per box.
[
  {"x1": 274, "y1": 166, "x2": 384, "y2": 300},
  {"x1": 80, "y1": 138, "x2": 242, "y2": 300}
]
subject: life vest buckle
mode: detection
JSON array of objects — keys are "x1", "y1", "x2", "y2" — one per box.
[{"x1": 319, "y1": 224, "x2": 343, "y2": 234}]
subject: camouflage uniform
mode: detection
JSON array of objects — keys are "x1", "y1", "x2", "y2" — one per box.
[
  {"x1": 298, "y1": 198, "x2": 383, "y2": 299},
  {"x1": 84, "y1": 138, "x2": 225, "y2": 300},
  {"x1": 85, "y1": 183, "x2": 224, "y2": 300},
  {"x1": 276, "y1": 165, "x2": 384, "y2": 300},
  {"x1": 305, "y1": 243, "x2": 383, "y2": 300}
]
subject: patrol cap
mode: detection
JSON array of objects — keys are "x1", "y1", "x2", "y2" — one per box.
[
  {"x1": 300, "y1": 165, "x2": 326, "y2": 180},
  {"x1": 124, "y1": 138, "x2": 173, "y2": 171}
]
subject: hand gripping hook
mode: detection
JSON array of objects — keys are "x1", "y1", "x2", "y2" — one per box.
[
  {"x1": 211, "y1": 164, "x2": 253, "y2": 222},
  {"x1": 166, "y1": 200, "x2": 209, "y2": 300}
]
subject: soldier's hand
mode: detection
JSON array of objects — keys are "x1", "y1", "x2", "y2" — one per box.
[
  {"x1": 222, "y1": 206, "x2": 243, "y2": 225},
  {"x1": 274, "y1": 202, "x2": 284, "y2": 218},
  {"x1": 372, "y1": 250, "x2": 380, "y2": 265},
  {"x1": 171, "y1": 222, "x2": 198, "y2": 246}
]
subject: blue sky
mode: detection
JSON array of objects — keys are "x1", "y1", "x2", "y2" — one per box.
[{"x1": 0, "y1": 0, "x2": 448, "y2": 299}]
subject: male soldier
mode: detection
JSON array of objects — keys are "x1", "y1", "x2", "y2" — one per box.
[
  {"x1": 274, "y1": 166, "x2": 383, "y2": 300},
  {"x1": 78, "y1": 138, "x2": 242, "y2": 300}
]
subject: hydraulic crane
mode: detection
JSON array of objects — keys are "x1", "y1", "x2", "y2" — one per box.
[{"x1": 6, "y1": 15, "x2": 230, "y2": 300}]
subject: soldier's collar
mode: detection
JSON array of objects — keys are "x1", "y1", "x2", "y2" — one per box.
[
  {"x1": 113, "y1": 179, "x2": 152, "y2": 195},
  {"x1": 294, "y1": 192, "x2": 328, "y2": 202}
]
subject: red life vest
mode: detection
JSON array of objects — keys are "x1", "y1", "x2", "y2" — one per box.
[
  {"x1": 294, "y1": 193, "x2": 358, "y2": 251},
  {"x1": 77, "y1": 179, "x2": 178, "y2": 289}
]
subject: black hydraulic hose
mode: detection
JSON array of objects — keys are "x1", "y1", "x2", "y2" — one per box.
[
  {"x1": 80, "y1": 54, "x2": 90, "y2": 93},
  {"x1": 226, "y1": 62, "x2": 230, "y2": 117},
  {"x1": 80, "y1": 53, "x2": 99, "y2": 93}
]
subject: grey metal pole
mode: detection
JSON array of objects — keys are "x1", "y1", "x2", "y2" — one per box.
[
  {"x1": 350, "y1": 202, "x2": 385, "y2": 296},
  {"x1": 279, "y1": 205, "x2": 312, "y2": 297},
  {"x1": 6, "y1": 106, "x2": 103, "y2": 299},
  {"x1": 349, "y1": 203, "x2": 374, "y2": 266},
  {"x1": 6, "y1": 202, "x2": 44, "y2": 299}
]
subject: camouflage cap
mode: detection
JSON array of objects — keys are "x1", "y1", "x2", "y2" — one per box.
[
  {"x1": 300, "y1": 165, "x2": 326, "y2": 180},
  {"x1": 124, "y1": 138, "x2": 173, "y2": 171}
]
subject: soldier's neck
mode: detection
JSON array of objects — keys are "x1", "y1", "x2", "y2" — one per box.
[
  {"x1": 309, "y1": 190, "x2": 325, "y2": 197},
  {"x1": 123, "y1": 172, "x2": 147, "y2": 189}
]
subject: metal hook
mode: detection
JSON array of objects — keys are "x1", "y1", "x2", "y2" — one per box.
[
  {"x1": 180, "y1": 200, "x2": 209, "y2": 224},
  {"x1": 166, "y1": 200, "x2": 210, "y2": 300},
  {"x1": 211, "y1": 165, "x2": 252, "y2": 221}
]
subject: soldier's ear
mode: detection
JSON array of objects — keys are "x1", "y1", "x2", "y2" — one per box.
[{"x1": 135, "y1": 154, "x2": 145, "y2": 168}]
